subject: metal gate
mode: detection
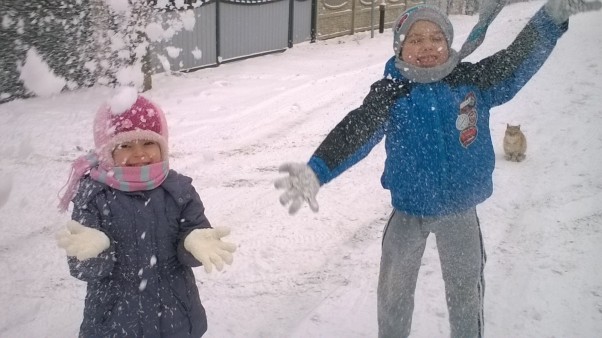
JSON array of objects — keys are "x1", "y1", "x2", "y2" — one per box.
[
  {"x1": 151, "y1": 4, "x2": 217, "y2": 73},
  {"x1": 0, "y1": 0, "x2": 314, "y2": 102},
  {"x1": 152, "y1": 0, "x2": 313, "y2": 73},
  {"x1": 292, "y1": 0, "x2": 313, "y2": 44},
  {"x1": 219, "y1": 1, "x2": 288, "y2": 62}
]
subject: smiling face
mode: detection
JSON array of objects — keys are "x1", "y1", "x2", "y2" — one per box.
[
  {"x1": 401, "y1": 20, "x2": 450, "y2": 68},
  {"x1": 112, "y1": 139, "x2": 162, "y2": 167}
]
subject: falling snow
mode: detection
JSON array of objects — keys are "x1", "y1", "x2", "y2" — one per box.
[{"x1": 0, "y1": 2, "x2": 601, "y2": 337}]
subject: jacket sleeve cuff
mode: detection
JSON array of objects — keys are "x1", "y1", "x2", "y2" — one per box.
[
  {"x1": 308, "y1": 156, "x2": 331, "y2": 185},
  {"x1": 67, "y1": 246, "x2": 115, "y2": 282}
]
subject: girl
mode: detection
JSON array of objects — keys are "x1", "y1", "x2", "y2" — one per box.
[{"x1": 57, "y1": 90, "x2": 236, "y2": 337}]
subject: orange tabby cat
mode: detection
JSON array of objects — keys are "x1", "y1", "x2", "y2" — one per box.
[{"x1": 503, "y1": 124, "x2": 527, "y2": 162}]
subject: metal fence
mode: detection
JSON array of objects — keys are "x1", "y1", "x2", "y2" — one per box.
[
  {"x1": 0, "y1": 0, "x2": 313, "y2": 102},
  {"x1": 151, "y1": 0, "x2": 312, "y2": 72}
]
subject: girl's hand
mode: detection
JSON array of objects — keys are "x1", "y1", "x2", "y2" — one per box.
[
  {"x1": 184, "y1": 227, "x2": 237, "y2": 273},
  {"x1": 56, "y1": 221, "x2": 110, "y2": 260}
]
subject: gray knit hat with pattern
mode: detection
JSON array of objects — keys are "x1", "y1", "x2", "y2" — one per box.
[
  {"x1": 392, "y1": 4, "x2": 458, "y2": 83},
  {"x1": 392, "y1": 4, "x2": 454, "y2": 57}
]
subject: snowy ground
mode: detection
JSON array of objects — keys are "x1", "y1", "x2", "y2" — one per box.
[{"x1": 1, "y1": 1, "x2": 601, "y2": 337}]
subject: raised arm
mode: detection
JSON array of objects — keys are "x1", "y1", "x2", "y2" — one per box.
[
  {"x1": 309, "y1": 78, "x2": 404, "y2": 184},
  {"x1": 451, "y1": 7, "x2": 568, "y2": 107},
  {"x1": 456, "y1": 0, "x2": 600, "y2": 106},
  {"x1": 275, "y1": 78, "x2": 405, "y2": 214}
]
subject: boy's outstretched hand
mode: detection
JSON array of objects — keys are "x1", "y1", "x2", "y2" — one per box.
[
  {"x1": 56, "y1": 220, "x2": 110, "y2": 260},
  {"x1": 545, "y1": 0, "x2": 602, "y2": 24},
  {"x1": 274, "y1": 162, "x2": 320, "y2": 215},
  {"x1": 184, "y1": 227, "x2": 236, "y2": 273}
]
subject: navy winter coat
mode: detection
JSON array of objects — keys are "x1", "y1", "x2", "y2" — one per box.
[
  {"x1": 67, "y1": 170, "x2": 210, "y2": 337},
  {"x1": 308, "y1": 8, "x2": 567, "y2": 216}
]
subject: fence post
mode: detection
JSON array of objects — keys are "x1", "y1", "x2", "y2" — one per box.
[
  {"x1": 371, "y1": 0, "x2": 375, "y2": 38},
  {"x1": 350, "y1": 0, "x2": 356, "y2": 35},
  {"x1": 310, "y1": 0, "x2": 317, "y2": 42},
  {"x1": 288, "y1": 0, "x2": 294, "y2": 48},
  {"x1": 215, "y1": 0, "x2": 221, "y2": 65},
  {"x1": 379, "y1": 3, "x2": 385, "y2": 34}
]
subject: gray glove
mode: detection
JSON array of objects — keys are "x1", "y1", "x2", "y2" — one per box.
[
  {"x1": 274, "y1": 162, "x2": 320, "y2": 215},
  {"x1": 545, "y1": 0, "x2": 602, "y2": 24}
]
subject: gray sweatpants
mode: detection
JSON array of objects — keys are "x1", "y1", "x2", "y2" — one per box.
[{"x1": 377, "y1": 208, "x2": 486, "y2": 338}]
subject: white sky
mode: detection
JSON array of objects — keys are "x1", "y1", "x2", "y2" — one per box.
[{"x1": 0, "y1": 1, "x2": 601, "y2": 337}]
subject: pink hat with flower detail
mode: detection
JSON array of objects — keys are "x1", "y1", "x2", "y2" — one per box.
[{"x1": 93, "y1": 94, "x2": 169, "y2": 167}]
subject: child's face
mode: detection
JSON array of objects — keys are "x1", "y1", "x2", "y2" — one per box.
[
  {"x1": 401, "y1": 20, "x2": 450, "y2": 68},
  {"x1": 112, "y1": 140, "x2": 162, "y2": 167}
]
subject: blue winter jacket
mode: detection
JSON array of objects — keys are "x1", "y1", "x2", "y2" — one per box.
[
  {"x1": 308, "y1": 8, "x2": 567, "y2": 216},
  {"x1": 67, "y1": 170, "x2": 210, "y2": 337}
]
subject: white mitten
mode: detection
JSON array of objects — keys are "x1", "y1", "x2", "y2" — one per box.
[
  {"x1": 274, "y1": 162, "x2": 320, "y2": 215},
  {"x1": 545, "y1": 0, "x2": 602, "y2": 24},
  {"x1": 184, "y1": 227, "x2": 237, "y2": 273},
  {"x1": 56, "y1": 220, "x2": 110, "y2": 260}
]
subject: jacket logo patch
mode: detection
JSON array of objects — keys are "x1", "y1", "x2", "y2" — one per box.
[{"x1": 456, "y1": 92, "x2": 478, "y2": 148}]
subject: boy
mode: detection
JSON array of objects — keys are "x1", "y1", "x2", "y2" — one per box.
[{"x1": 275, "y1": 0, "x2": 600, "y2": 337}]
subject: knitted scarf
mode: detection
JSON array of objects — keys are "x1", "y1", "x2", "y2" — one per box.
[
  {"x1": 458, "y1": 0, "x2": 507, "y2": 60},
  {"x1": 58, "y1": 152, "x2": 169, "y2": 212}
]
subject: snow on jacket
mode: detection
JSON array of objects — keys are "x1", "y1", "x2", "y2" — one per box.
[
  {"x1": 307, "y1": 8, "x2": 567, "y2": 216},
  {"x1": 67, "y1": 170, "x2": 210, "y2": 337}
]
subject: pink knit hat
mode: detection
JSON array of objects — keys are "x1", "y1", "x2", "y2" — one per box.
[
  {"x1": 94, "y1": 94, "x2": 169, "y2": 166},
  {"x1": 57, "y1": 93, "x2": 169, "y2": 212}
]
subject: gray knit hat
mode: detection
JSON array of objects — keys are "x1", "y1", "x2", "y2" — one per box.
[
  {"x1": 392, "y1": 4, "x2": 458, "y2": 83},
  {"x1": 392, "y1": 4, "x2": 454, "y2": 57}
]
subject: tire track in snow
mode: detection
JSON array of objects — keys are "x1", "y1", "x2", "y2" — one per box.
[{"x1": 175, "y1": 62, "x2": 384, "y2": 149}]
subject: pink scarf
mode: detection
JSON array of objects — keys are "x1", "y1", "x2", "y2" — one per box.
[{"x1": 58, "y1": 153, "x2": 169, "y2": 212}]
